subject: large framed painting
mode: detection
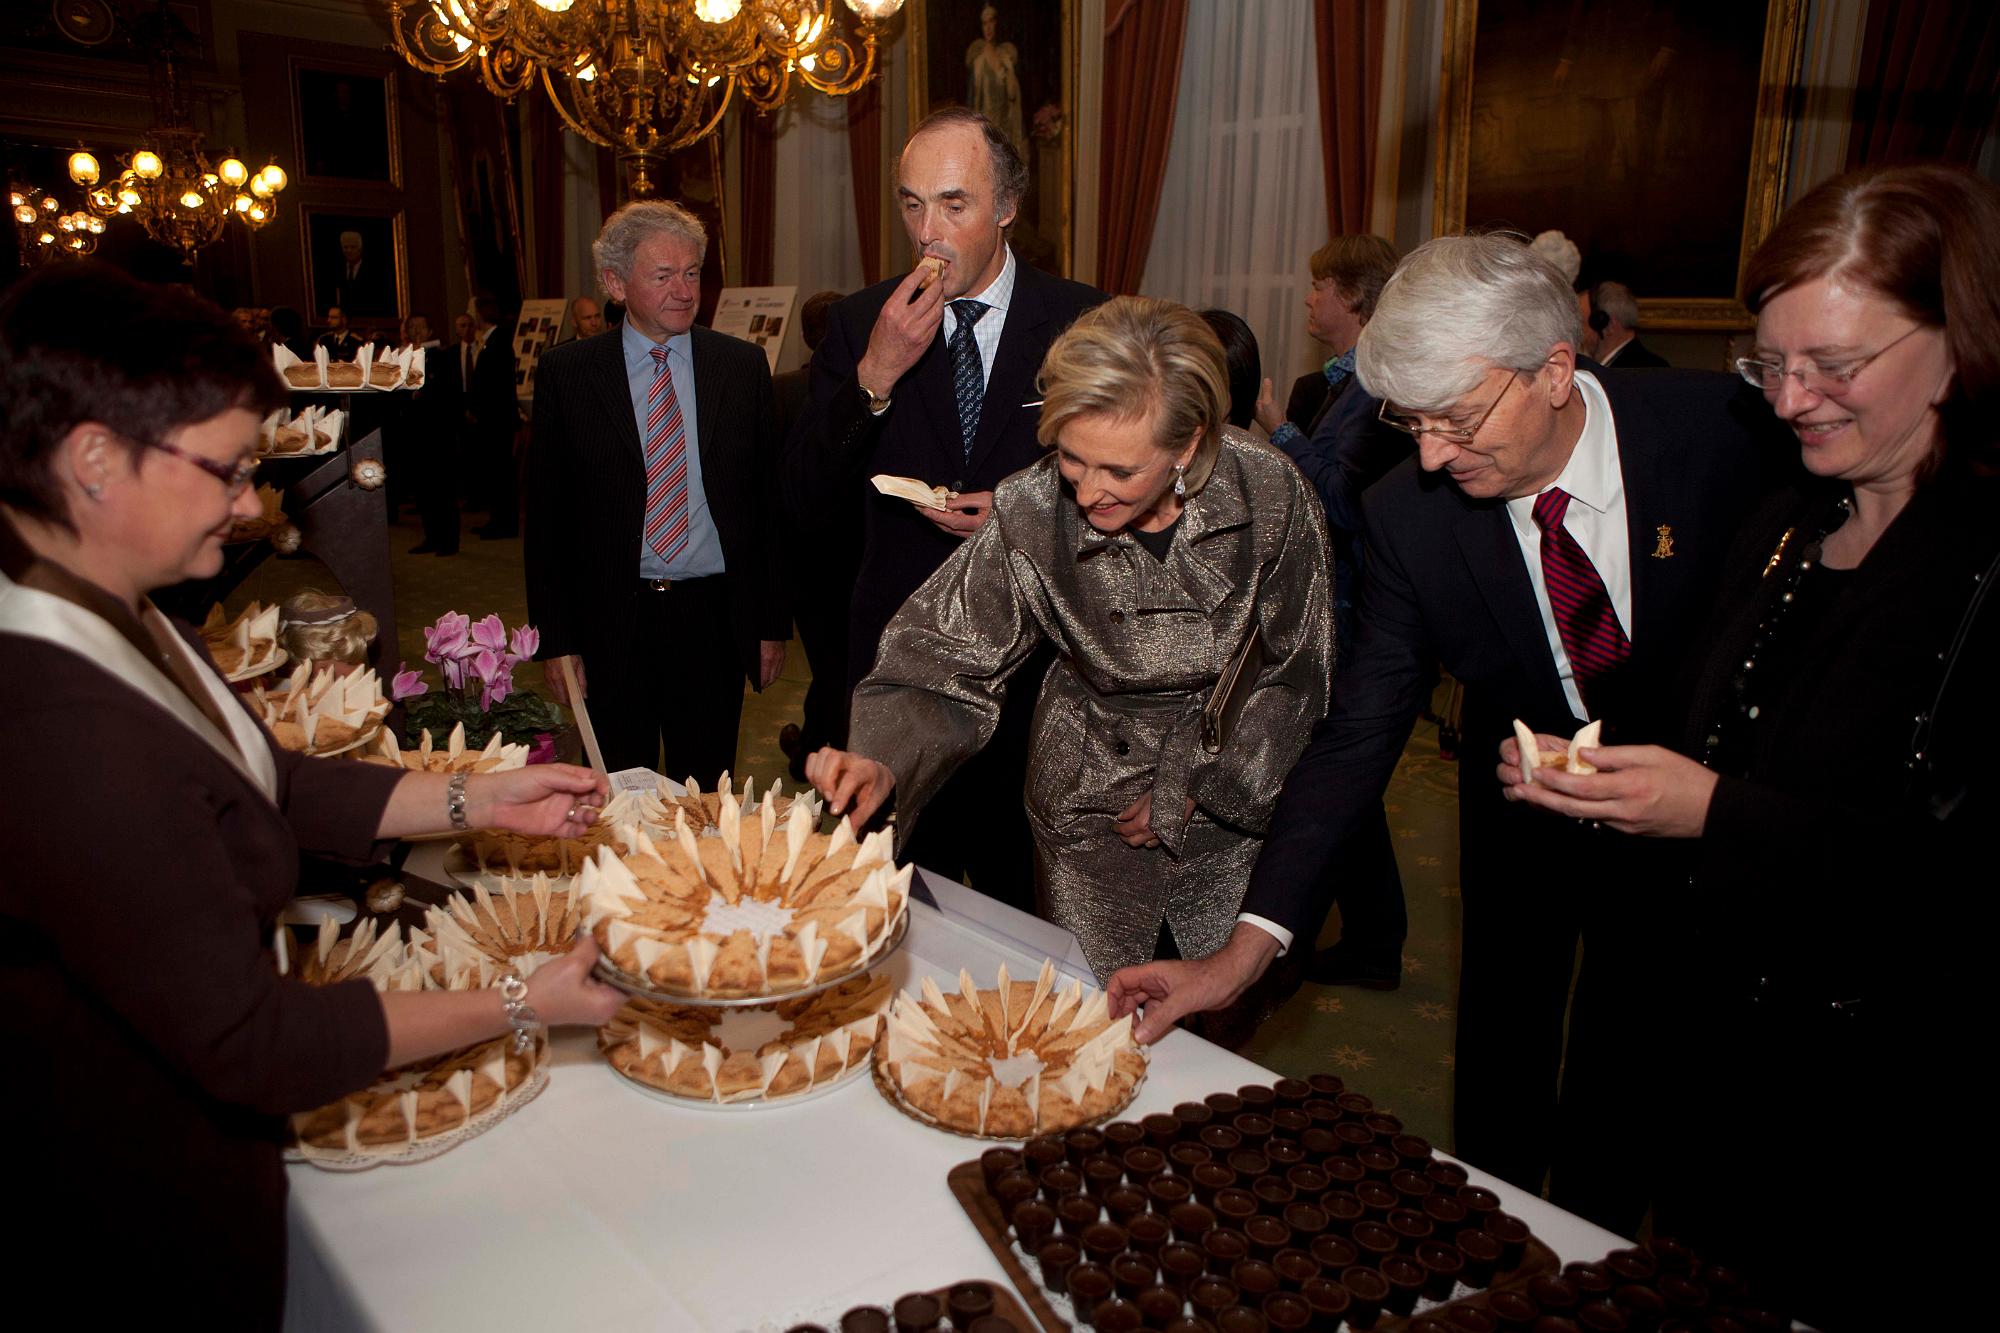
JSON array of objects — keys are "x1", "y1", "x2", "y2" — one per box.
[
  {"x1": 293, "y1": 58, "x2": 400, "y2": 187},
  {"x1": 908, "y1": 0, "x2": 1077, "y2": 277},
  {"x1": 302, "y1": 207, "x2": 407, "y2": 326},
  {"x1": 1435, "y1": 0, "x2": 1806, "y2": 329}
]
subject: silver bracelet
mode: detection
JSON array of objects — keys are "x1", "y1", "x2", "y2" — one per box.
[
  {"x1": 498, "y1": 972, "x2": 542, "y2": 1054},
  {"x1": 446, "y1": 771, "x2": 470, "y2": 830}
]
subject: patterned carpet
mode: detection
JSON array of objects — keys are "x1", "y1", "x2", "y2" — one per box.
[{"x1": 235, "y1": 513, "x2": 1463, "y2": 1150}]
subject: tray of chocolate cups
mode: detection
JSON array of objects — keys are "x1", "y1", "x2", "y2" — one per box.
[
  {"x1": 784, "y1": 1279, "x2": 1037, "y2": 1332},
  {"x1": 947, "y1": 1073, "x2": 1561, "y2": 1332},
  {"x1": 1404, "y1": 1235, "x2": 1798, "y2": 1333}
]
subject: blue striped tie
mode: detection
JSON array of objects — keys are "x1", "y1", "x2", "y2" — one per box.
[
  {"x1": 643, "y1": 344, "x2": 689, "y2": 563},
  {"x1": 948, "y1": 299, "x2": 989, "y2": 460}
]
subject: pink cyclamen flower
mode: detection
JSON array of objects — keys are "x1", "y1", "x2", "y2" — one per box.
[
  {"x1": 508, "y1": 624, "x2": 540, "y2": 661},
  {"x1": 480, "y1": 664, "x2": 515, "y2": 710},
  {"x1": 389, "y1": 662, "x2": 428, "y2": 701},
  {"x1": 468, "y1": 614, "x2": 508, "y2": 656},
  {"x1": 440, "y1": 655, "x2": 467, "y2": 692},
  {"x1": 423, "y1": 611, "x2": 471, "y2": 664},
  {"x1": 526, "y1": 731, "x2": 557, "y2": 765},
  {"x1": 469, "y1": 646, "x2": 503, "y2": 686}
]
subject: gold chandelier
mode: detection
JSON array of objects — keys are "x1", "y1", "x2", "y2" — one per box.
[
  {"x1": 10, "y1": 184, "x2": 107, "y2": 265},
  {"x1": 387, "y1": 0, "x2": 905, "y2": 193}
]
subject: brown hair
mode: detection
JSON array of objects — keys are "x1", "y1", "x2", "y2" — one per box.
[
  {"x1": 1037, "y1": 297, "x2": 1228, "y2": 494},
  {"x1": 279, "y1": 590, "x2": 377, "y2": 667},
  {"x1": 1742, "y1": 163, "x2": 2000, "y2": 470},
  {"x1": 1308, "y1": 235, "x2": 1401, "y2": 322}
]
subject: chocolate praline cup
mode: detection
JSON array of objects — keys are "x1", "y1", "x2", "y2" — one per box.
[
  {"x1": 1270, "y1": 1107, "x2": 1311, "y2": 1138},
  {"x1": 980, "y1": 1147, "x2": 1023, "y2": 1191},
  {"x1": 1300, "y1": 1127, "x2": 1341, "y2": 1162},
  {"x1": 1037, "y1": 1238, "x2": 1082, "y2": 1294},
  {"x1": 1264, "y1": 1138, "x2": 1307, "y2": 1169},
  {"x1": 1143, "y1": 1112, "x2": 1184, "y2": 1150},
  {"x1": 1234, "y1": 1114, "x2": 1276, "y2": 1147},
  {"x1": 1325, "y1": 1155, "x2": 1368, "y2": 1187},
  {"x1": 1231, "y1": 1258, "x2": 1282, "y2": 1300},
  {"x1": 1308, "y1": 1232, "x2": 1359, "y2": 1272},
  {"x1": 992, "y1": 1169, "x2": 1039, "y2": 1217},
  {"x1": 1087, "y1": 1156, "x2": 1131, "y2": 1198},
  {"x1": 1040, "y1": 1163, "x2": 1084, "y2": 1203},
  {"x1": 1528, "y1": 1276, "x2": 1580, "y2": 1313},
  {"x1": 1646, "y1": 1236, "x2": 1699, "y2": 1275},
  {"x1": 1422, "y1": 1193, "x2": 1469, "y2": 1235},
  {"x1": 1137, "y1": 1285, "x2": 1187, "y2": 1326},
  {"x1": 1206, "y1": 1092, "x2": 1246, "y2": 1118},
  {"x1": 1333, "y1": 1122, "x2": 1375, "y2": 1153},
  {"x1": 1011, "y1": 1199, "x2": 1057, "y2": 1251},
  {"x1": 1299, "y1": 1275, "x2": 1351, "y2": 1329},
  {"x1": 1104, "y1": 1185, "x2": 1150, "y2": 1227},
  {"x1": 1604, "y1": 1249, "x2": 1658, "y2": 1284},
  {"x1": 1190, "y1": 1274, "x2": 1240, "y2": 1318},
  {"x1": 1391, "y1": 1133, "x2": 1435, "y2": 1165},
  {"x1": 1067, "y1": 1126, "x2": 1108, "y2": 1164},
  {"x1": 1125, "y1": 1145, "x2": 1169, "y2": 1185},
  {"x1": 1362, "y1": 1112, "x2": 1404, "y2": 1141},
  {"x1": 1380, "y1": 1253, "x2": 1426, "y2": 1314},
  {"x1": 1410, "y1": 1320, "x2": 1455, "y2": 1333},
  {"x1": 1333, "y1": 1091, "x2": 1374, "y2": 1118},
  {"x1": 1104, "y1": 1120, "x2": 1148, "y2": 1153},
  {"x1": 1271, "y1": 1076, "x2": 1312, "y2": 1106},
  {"x1": 1175, "y1": 1100, "x2": 1217, "y2": 1138},
  {"x1": 1446, "y1": 1306, "x2": 1499, "y2": 1333},
  {"x1": 1163, "y1": 1319, "x2": 1219, "y2": 1333},
  {"x1": 1128, "y1": 1212, "x2": 1172, "y2": 1255},
  {"x1": 1320, "y1": 1189, "x2": 1365, "y2": 1228},
  {"x1": 1280, "y1": 1202, "x2": 1328, "y2": 1242},
  {"x1": 1270, "y1": 1246, "x2": 1320, "y2": 1291},
  {"x1": 1170, "y1": 1202, "x2": 1219, "y2": 1244},
  {"x1": 1214, "y1": 1306, "x2": 1269, "y2": 1333},
  {"x1": 1201, "y1": 1124, "x2": 1245, "y2": 1156},
  {"x1": 1170, "y1": 1141, "x2": 1214, "y2": 1173},
  {"x1": 1059, "y1": 1192, "x2": 1105, "y2": 1237},
  {"x1": 1391, "y1": 1168, "x2": 1436, "y2": 1202},
  {"x1": 1238, "y1": 1083, "x2": 1279, "y2": 1111},
  {"x1": 1387, "y1": 1207, "x2": 1435, "y2": 1253},
  {"x1": 1252, "y1": 1178, "x2": 1297, "y2": 1217},
  {"x1": 1214, "y1": 1187, "x2": 1260, "y2": 1228},
  {"x1": 1357, "y1": 1146, "x2": 1400, "y2": 1180},
  {"x1": 1024, "y1": 1135, "x2": 1068, "y2": 1170},
  {"x1": 1338, "y1": 1265, "x2": 1389, "y2": 1327},
  {"x1": 1112, "y1": 1251, "x2": 1160, "y2": 1299},
  {"x1": 1262, "y1": 1289, "x2": 1313, "y2": 1331},
  {"x1": 1286, "y1": 1164, "x2": 1330, "y2": 1197},
  {"x1": 1083, "y1": 1221, "x2": 1132, "y2": 1266},
  {"x1": 892, "y1": 1291, "x2": 942, "y2": 1333},
  {"x1": 1161, "y1": 1238, "x2": 1207, "y2": 1288},
  {"x1": 1417, "y1": 1238, "x2": 1465, "y2": 1300},
  {"x1": 1426, "y1": 1160, "x2": 1471, "y2": 1188},
  {"x1": 1610, "y1": 1283, "x2": 1665, "y2": 1330},
  {"x1": 1456, "y1": 1227, "x2": 1503, "y2": 1288},
  {"x1": 1698, "y1": 1266, "x2": 1747, "y2": 1304},
  {"x1": 1563, "y1": 1262, "x2": 1613, "y2": 1297},
  {"x1": 1092, "y1": 1295, "x2": 1146, "y2": 1333},
  {"x1": 1352, "y1": 1220, "x2": 1399, "y2": 1262},
  {"x1": 1227, "y1": 1149, "x2": 1271, "y2": 1180},
  {"x1": 1067, "y1": 1260, "x2": 1116, "y2": 1309},
  {"x1": 1457, "y1": 1185, "x2": 1503, "y2": 1223},
  {"x1": 838, "y1": 1307, "x2": 891, "y2": 1333},
  {"x1": 1529, "y1": 1320, "x2": 1581, "y2": 1333},
  {"x1": 949, "y1": 1282, "x2": 996, "y2": 1322},
  {"x1": 1306, "y1": 1072, "x2": 1346, "y2": 1098},
  {"x1": 1574, "y1": 1303, "x2": 1629, "y2": 1332},
  {"x1": 1202, "y1": 1227, "x2": 1250, "y2": 1275},
  {"x1": 1150, "y1": 1174, "x2": 1195, "y2": 1212},
  {"x1": 1190, "y1": 1162, "x2": 1238, "y2": 1206},
  {"x1": 1485, "y1": 1290, "x2": 1540, "y2": 1330},
  {"x1": 1356, "y1": 1180, "x2": 1398, "y2": 1217},
  {"x1": 1243, "y1": 1214, "x2": 1292, "y2": 1260},
  {"x1": 1485, "y1": 1211, "x2": 1532, "y2": 1270}
]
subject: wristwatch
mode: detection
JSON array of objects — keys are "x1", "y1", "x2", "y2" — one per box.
[{"x1": 857, "y1": 381, "x2": 892, "y2": 414}]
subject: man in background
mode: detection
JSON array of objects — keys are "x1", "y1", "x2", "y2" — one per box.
[
  {"x1": 1583, "y1": 281, "x2": 1668, "y2": 367},
  {"x1": 315, "y1": 305, "x2": 363, "y2": 361},
  {"x1": 1285, "y1": 235, "x2": 1401, "y2": 434},
  {"x1": 465, "y1": 293, "x2": 519, "y2": 540},
  {"x1": 566, "y1": 296, "x2": 607, "y2": 342}
]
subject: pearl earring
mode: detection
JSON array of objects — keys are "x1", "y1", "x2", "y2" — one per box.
[
  {"x1": 83, "y1": 481, "x2": 104, "y2": 500},
  {"x1": 1172, "y1": 464, "x2": 1186, "y2": 498}
]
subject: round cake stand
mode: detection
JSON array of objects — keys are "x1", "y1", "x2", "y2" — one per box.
[
  {"x1": 870, "y1": 1039, "x2": 1151, "y2": 1141},
  {"x1": 607, "y1": 1053, "x2": 872, "y2": 1113},
  {"x1": 590, "y1": 906, "x2": 911, "y2": 1009}
]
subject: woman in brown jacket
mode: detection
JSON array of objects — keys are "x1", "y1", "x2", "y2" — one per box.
[{"x1": 0, "y1": 263, "x2": 624, "y2": 1327}]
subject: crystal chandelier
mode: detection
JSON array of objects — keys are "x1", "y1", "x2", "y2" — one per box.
[
  {"x1": 387, "y1": 0, "x2": 905, "y2": 194},
  {"x1": 9, "y1": 184, "x2": 107, "y2": 265},
  {"x1": 66, "y1": 46, "x2": 289, "y2": 264}
]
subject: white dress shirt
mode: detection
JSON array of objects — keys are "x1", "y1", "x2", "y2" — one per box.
[
  {"x1": 941, "y1": 245, "x2": 1017, "y2": 390},
  {"x1": 1503, "y1": 369, "x2": 1632, "y2": 721}
]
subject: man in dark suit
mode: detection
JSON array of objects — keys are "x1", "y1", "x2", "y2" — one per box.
[
  {"x1": 526, "y1": 200, "x2": 787, "y2": 784},
  {"x1": 1584, "y1": 281, "x2": 1670, "y2": 369},
  {"x1": 1284, "y1": 235, "x2": 1401, "y2": 433},
  {"x1": 314, "y1": 305, "x2": 364, "y2": 362},
  {"x1": 782, "y1": 108, "x2": 1102, "y2": 912},
  {"x1": 465, "y1": 293, "x2": 519, "y2": 539},
  {"x1": 407, "y1": 313, "x2": 464, "y2": 556},
  {"x1": 1110, "y1": 234, "x2": 1783, "y2": 1235}
]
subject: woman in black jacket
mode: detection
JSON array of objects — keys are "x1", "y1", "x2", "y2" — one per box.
[{"x1": 1500, "y1": 164, "x2": 1998, "y2": 1326}]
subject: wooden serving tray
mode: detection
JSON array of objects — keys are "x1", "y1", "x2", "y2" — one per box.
[{"x1": 947, "y1": 1159, "x2": 1560, "y2": 1332}]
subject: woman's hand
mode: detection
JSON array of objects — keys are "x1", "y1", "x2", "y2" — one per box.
[
  {"x1": 1114, "y1": 791, "x2": 1198, "y2": 849},
  {"x1": 524, "y1": 935, "x2": 625, "y2": 1029},
  {"x1": 1501, "y1": 743, "x2": 1719, "y2": 838},
  {"x1": 805, "y1": 747, "x2": 896, "y2": 831},
  {"x1": 1253, "y1": 376, "x2": 1286, "y2": 437},
  {"x1": 466, "y1": 764, "x2": 608, "y2": 838}
]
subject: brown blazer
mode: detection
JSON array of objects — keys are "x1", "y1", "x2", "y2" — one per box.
[{"x1": 0, "y1": 617, "x2": 400, "y2": 1327}]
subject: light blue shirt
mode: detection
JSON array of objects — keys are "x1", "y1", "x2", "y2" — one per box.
[{"x1": 623, "y1": 320, "x2": 724, "y2": 580}]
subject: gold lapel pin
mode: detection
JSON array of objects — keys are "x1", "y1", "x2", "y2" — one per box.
[{"x1": 1651, "y1": 524, "x2": 1676, "y2": 559}]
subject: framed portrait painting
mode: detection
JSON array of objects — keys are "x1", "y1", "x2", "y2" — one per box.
[
  {"x1": 293, "y1": 59, "x2": 400, "y2": 186},
  {"x1": 302, "y1": 207, "x2": 406, "y2": 325},
  {"x1": 1435, "y1": 0, "x2": 1806, "y2": 329},
  {"x1": 909, "y1": 0, "x2": 1077, "y2": 277}
]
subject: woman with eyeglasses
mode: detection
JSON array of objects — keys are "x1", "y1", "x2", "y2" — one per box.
[
  {"x1": 0, "y1": 263, "x2": 625, "y2": 1326},
  {"x1": 1499, "y1": 165, "x2": 1997, "y2": 1324}
]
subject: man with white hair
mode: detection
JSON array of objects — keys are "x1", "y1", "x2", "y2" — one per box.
[
  {"x1": 1110, "y1": 233, "x2": 1784, "y2": 1233},
  {"x1": 1583, "y1": 280, "x2": 1669, "y2": 367},
  {"x1": 523, "y1": 200, "x2": 788, "y2": 784}
]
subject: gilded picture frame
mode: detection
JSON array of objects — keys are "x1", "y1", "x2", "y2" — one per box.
[
  {"x1": 908, "y1": 0, "x2": 1077, "y2": 277},
  {"x1": 301, "y1": 206, "x2": 408, "y2": 329},
  {"x1": 1435, "y1": 0, "x2": 1807, "y2": 330},
  {"x1": 291, "y1": 55, "x2": 402, "y2": 188}
]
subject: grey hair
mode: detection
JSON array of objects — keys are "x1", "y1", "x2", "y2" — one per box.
[
  {"x1": 1528, "y1": 229, "x2": 1580, "y2": 285},
  {"x1": 339, "y1": 230, "x2": 362, "y2": 246},
  {"x1": 592, "y1": 200, "x2": 708, "y2": 292},
  {"x1": 1591, "y1": 280, "x2": 1640, "y2": 330},
  {"x1": 1357, "y1": 234, "x2": 1585, "y2": 412},
  {"x1": 905, "y1": 107, "x2": 1029, "y2": 224}
]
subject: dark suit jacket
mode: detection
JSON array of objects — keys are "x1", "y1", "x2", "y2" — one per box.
[
  {"x1": 1287, "y1": 365, "x2": 1357, "y2": 435},
  {"x1": 781, "y1": 258, "x2": 1104, "y2": 685},
  {"x1": 1603, "y1": 336, "x2": 1669, "y2": 369},
  {"x1": 1242, "y1": 370, "x2": 1789, "y2": 938},
  {"x1": 315, "y1": 329, "x2": 365, "y2": 362},
  {"x1": 524, "y1": 325, "x2": 788, "y2": 686},
  {"x1": 466, "y1": 327, "x2": 517, "y2": 439}
]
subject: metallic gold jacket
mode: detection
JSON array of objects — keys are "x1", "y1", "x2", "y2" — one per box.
[{"x1": 850, "y1": 427, "x2": 1334, "y2": 977}]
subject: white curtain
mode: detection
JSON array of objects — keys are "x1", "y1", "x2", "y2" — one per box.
[
  {"x1": 771, "y1": 92, "x2": 867, "y2": 370},
  {"x1": 1139, "y1": 0, "x2": 1330, "y2": 394}
]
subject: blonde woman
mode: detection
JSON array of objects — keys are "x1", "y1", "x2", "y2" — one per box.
[{"x1": 809, "y1": 297, "x2": 1333, "y2": 980}]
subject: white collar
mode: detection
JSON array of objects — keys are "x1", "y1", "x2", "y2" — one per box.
[
  {"x1": 957, "y1": 245, "x2": 1017, "y2": 317},
  {"x1": 1525, "y1": 369, "x2": 1620, "y2": 516}
]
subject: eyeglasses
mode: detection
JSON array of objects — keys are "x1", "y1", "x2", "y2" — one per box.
[
  {"x1": 1379, "y1": 371, "x2": 1519, "y2": 443},
  {"x1": 1734, "y1": 324, "x2": 1924, "y2": 397},
  {"x1": 147, "y1": 438, "x2": 259, "y2": 495}
]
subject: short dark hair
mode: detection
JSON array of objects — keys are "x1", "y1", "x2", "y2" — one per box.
[
  {"x1": 800, "y1": 290, "x2": 843, "y2": 353},
  {"x1": 0, "y1": 262, "x2": 285, "y2": 529},
  {"x1": 473, "y1": 291, "x2": 503, "y2": 326},
  {"x1": 1199, "y1": 308, "x2": 1262, "y2": 429},
  {"x1": 1743, "y1": 162, "x2": 2000, "y2": 472},
  {"x1": 907, "y1": 107, "x2": 1030, "y2": 222}
]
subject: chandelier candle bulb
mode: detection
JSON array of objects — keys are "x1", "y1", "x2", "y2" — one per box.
[{"x1": 67, "y1": 152, "x2": 99, "y2": 185}]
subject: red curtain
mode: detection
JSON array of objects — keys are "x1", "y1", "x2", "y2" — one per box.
[
  {"x1": 1096, "y1": 0, "x2": 1189, "y2": 294},
  {"x1": 847, "y1": 77, "x2": 884, "y2": 286},
  {"x1": 740, "y1": 110, "x2": 779, "y2": 286},
  {"x1": 525, "y1": 95, "x2": 567, "y2": 299},
  {"x1": 1312, "y1": 0, "x2": 1388, "y2": 235},
  {"x1": 1847, "y1": 1, "x2": 2000, "y2": 169}
]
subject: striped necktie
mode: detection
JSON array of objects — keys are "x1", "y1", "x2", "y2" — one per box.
[
  {"x1": 644, "y1": 344, "x2": 690, "y2": 563},
  {"x1": 948, "y1": 299, "x2": 989, "y2": 460},
  {"x1": 1532, "y1": 487, "x2": 1630, "y2": 698}
]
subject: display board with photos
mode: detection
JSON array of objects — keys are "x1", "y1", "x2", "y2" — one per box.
[
  {"x1": 710, "y1": 286, "x2": 797, "y2": 376},
  {"x1": 511, "y1": 299, "x2": 570, "y2": 401}
]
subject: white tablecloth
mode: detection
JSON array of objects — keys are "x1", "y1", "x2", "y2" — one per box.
[{"x1": 285, "y1": 871, "x2": 1626, "y2": 1332}]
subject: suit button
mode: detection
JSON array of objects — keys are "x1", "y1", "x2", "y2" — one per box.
[
  {"x1": 1116, "y1": 741, "x2": 1130, "y2": 756},
  {"x1": 1109, "y1": 610, "x2": 1125, "y2": 624}
]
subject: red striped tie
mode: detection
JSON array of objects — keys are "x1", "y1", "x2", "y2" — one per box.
[
  {"x1": 643, "y1": 344, "x2": 689, "y2": 563},
  {"x1": 1532, "y1": 487, "x2": 1630, "y2": 697}
]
